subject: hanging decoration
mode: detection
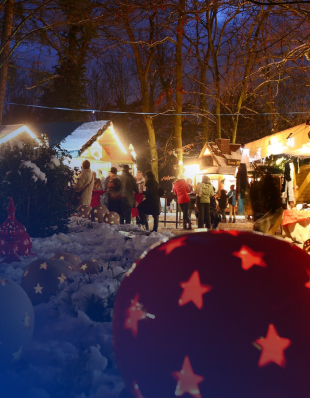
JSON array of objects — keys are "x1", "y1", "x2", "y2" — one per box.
[
  {"x1": 0, "y1": 198, "x2": 32, "y2": 263},
  {"x1": 113, "y1": 231, "x2": 310, "y2": 398}
]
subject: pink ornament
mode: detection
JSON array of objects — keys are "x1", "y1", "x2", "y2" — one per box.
[
  {"x1": 113, "y1": 231, "x2": 310, "y2": 398},
  {"x1": 0, "y1": 198, "x2": 32, "y2": 263}
]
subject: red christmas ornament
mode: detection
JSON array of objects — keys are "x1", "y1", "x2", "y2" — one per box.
[
  {"x1": 0, "y1": 198, "x2": 32, "y2": 263},
  {"x1": 103, "y1": 211, "x2": 120, "y2": 225},
  {"x1": 89, "y1": 206, "x2": 108, "y2": 223},
  {"x1": 77, "y1": 259, "x2": 101, "y2": 275},
  {"x1": 113, "y1": 231, "x2": 310, "y2": 398},
  {"x1": 77, "y1": 205, "x2": 92, "y2": 219},
  {"x1": 50, "y1": 252, "x2": 81, "y2": 270}
]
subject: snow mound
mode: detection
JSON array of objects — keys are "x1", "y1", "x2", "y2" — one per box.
[{"x1": 0, "y1": 219, "x2": 173, "y2": 398}]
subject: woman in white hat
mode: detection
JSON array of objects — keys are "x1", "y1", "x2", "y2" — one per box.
[{"x1": 173, "y1": 174, "x2": 191, "y2": 229}]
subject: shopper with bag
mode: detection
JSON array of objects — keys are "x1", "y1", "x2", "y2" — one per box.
[
  {"x1": 195, "y1": 175, "x2": 214, "y2": 229},
  {"x1": 72, "y1": 160, "x2": 94, "y2": 206}
]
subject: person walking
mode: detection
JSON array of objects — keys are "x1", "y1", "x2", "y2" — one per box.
[
  {"x1": 218, "y1": 189, "x2": 228, "y2": 222},
  {"x1": 195, "y1": 176, "x2": 214, "y2": 229},
  {"x1": 73, "y1": 160, "x2": 94, "y2": 206},
  {"x1": 106, "y1": 173, "x2": 123, "y2": 217},
  {"x1": 91, "y1": 178, "x2": 104, "y2": 207},
  {"x1": 210, "y1": 190, "x2": 221, "y2": 230},
  {"x1": 173, "y1": 174, "x2": 190, "y2": 230},
  {"x1": 119, "y1": 165, "x2": 138, "y2": 224},
  {"x1": 137, "y1": 171, "x2": 161, "y2": 232},
  {"x1": 98, "y1": 169, "x2": 105, "y2": 189},
  {"x1": 227, "y1": 184, "x2": 237, "y2": 223},
  {"x1": 101, "y1": 167, "x2": 117, "y2": 206},
  {"x1": 136, "y1": 171, "x2": 146, "y2": 193}
]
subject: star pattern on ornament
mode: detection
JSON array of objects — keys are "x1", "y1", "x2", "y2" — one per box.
[
  {"x1": 23, "y1": 311, "x2": 31, "y2": 329},
  {"x1": 81, "y1": 264, "x2": 88, "y2": 271},
  {"x1": 58, "y1": 273, "x2": 67, "y2": 283},
  {"x1": 23, "y1": 269, "x2": 29, "y2": 277},
  {"x1": 34, "y1": 283, "x2": 43, "y2": 294},
  {"x1": 0, "y1": 278, "x2": 9, "y2": 286},
  {"x1": 12, "y1": 346, "x2": 23, "y2": 360},
  {"x1": 91, "y1": 259, "x2": 97, "y2": 262},
  {"x1": 255, "y1": 324, "x2": 291, "y2": 368},
  {"x1": 233, "y1": 245, "x2": 267, "y2": 270},
  {"x1": 95, "y1": 217, "x2": 98, "y2": 221},
  {"x1": 59, "y1": 255, "x2": 65, "y2": 260},
  {"x1": 159, "y1": 236, "x2": 187, "y2": 255},
  {"x1": 172, "y1": 356, "x2": 204, "y2": 398},
  {"x1": 304, "y1": 269, "x2": 310, "y2": 288},
  {"x1": 179, "y1": 271, "x2": 212, "y2": 309},
  {"x1": 94, "y1": 209, "x2": 98, "y2": 213},
  {"x1": 39, "y1": 262, "x2": 48, "y2": 270},
  {"x1": 67, "y1": 265, "x2": 74, "y2": 271},
  {"x1": 124, "y1": 294, "x2": 145, "y2": 337}
]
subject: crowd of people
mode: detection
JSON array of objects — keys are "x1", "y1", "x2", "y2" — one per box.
[{"x1": 73, "y1": 160, "x2": 237, "y2": 231}]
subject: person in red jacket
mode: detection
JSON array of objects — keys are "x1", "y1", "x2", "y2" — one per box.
[{"x1": 173, "y1": 174, "x2": 191, "y2": 229}]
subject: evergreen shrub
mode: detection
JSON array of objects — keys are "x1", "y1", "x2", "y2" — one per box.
[{"x1": 0, "y1": 137, "x2": 76, "y2": 237}]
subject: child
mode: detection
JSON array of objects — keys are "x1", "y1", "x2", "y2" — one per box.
[
  {"x1": 218, "y1": 189, "x2": 227, "y2": 222},
  {"x1": 227, "y1": 185, "x2": 236, "y2": 223}
]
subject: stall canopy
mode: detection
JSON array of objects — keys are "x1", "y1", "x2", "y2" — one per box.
[{"x1": 245, "y1": 122, "x2": 310, "y2": 160}]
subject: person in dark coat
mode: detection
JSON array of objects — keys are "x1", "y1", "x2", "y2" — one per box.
[
  {"x1": 218, "y1": 189, "x2": 228, "y2": 222},
  {"x1": 106, "y1": 174, "x2": 123, "y2": 216},
  {"x1": 137, "y1": 170, "x2": 161, "y2": 232},
  {"x1": 210, "y1": 193, "x2": 221, "y2": 230},
  {"x1": 119, "y1": 165, "x2": 139, "y2": 224}
]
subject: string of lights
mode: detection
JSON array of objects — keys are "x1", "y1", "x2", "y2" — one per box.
[{"x1": 2, "y1": 101, "x2": 310, "y2": 117}]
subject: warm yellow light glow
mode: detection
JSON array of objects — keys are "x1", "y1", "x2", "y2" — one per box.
[
  {"x1": 0, "y1": 125, "x2": 41, "y2": 145},
  {"x1": 110, "y1": 126, "x2": 127, "y2": 154},
  {"x1": 179, "y1": 160, "x2": 183, "y2": 166},
  {"x1": 203, "y1": 147, "x2": 211, "y2": 156},
  {"x1": 183, "y1": 164, "x2": 200, "y2": 179},
  {"x1": 133, "y1": 163, "x2": 137, "y2": 176},
  {"x1": 268, "y1": 137, "x2": 283, "y2": 156}
]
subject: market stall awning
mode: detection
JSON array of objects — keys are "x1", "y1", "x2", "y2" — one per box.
[{"x1": 245, "y1": 123, "x2": 310, "y2": 160}]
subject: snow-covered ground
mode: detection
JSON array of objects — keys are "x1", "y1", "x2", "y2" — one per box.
[{"x1": 0, "y1": 218, "x2": 173, "y2": 398}]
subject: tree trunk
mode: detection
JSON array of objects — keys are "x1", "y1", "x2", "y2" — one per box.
[
  {"x1": 174, "y1": 0, "x2": 185, "y2": 177},
  {"x1": 144, "y1": 116, "x2": 158, "y2": 179},
  {"x1": 0, "y1": 0, "x2": 15, "y2": 124},
  {"x1": 200, "y1": 64, "x2": 209, "y2": 143}
]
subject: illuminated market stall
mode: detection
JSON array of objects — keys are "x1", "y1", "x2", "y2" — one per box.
[
  {"x1": 244, "y1": 121, "x2": 310, "y2": 204},
  {"x1": 0, "y1": 121, "x2": 136, "y2": 176},
  {"x1": 245, "y1": 121, "x2": 310, "y2": 242},
  {"x1": 34, "y1": 121, "x2": 136, "y2": 175},
  {"x1": 183, "y1": 138, "x2": 244, "y2": 192}
]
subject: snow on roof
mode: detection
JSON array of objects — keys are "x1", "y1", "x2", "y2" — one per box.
[
  {"x1": 61, "y1": 121, "x2": 110, "y2": 152},
  {"x1": 0, "y1": 124, "x2": 27, "y2": 138}
]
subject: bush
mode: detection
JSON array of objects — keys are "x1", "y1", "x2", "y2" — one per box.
[{"x1": 0, "y1": 138, "x2": 76, "y2": 237}]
